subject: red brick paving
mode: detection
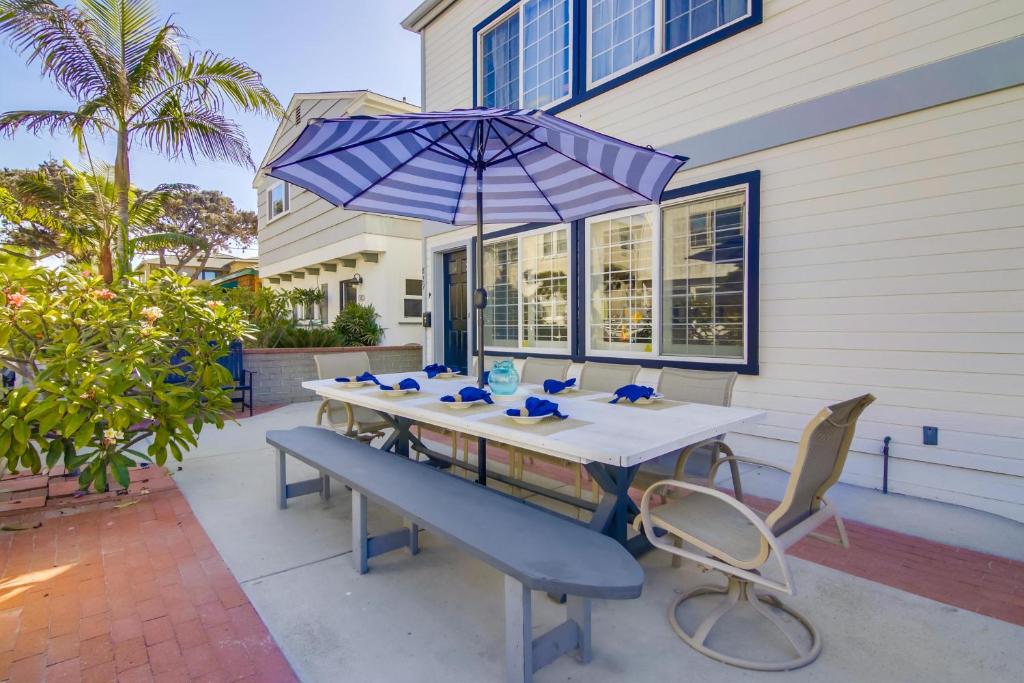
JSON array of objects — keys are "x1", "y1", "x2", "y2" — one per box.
[{"x1": 0, "y1": 487, "x2": 297, "y2": 682}]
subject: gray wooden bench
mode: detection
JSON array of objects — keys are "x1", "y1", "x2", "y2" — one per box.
[{"x1": 266, "y1": 426, "x2": 644, "y2": 682}]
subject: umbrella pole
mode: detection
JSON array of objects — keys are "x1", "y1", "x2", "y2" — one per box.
[{"x1": 473, "y1": 150, "x2": 488, "y2": 485}]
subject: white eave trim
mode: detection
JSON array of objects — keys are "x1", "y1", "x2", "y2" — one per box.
[{"x1": 401, "y1": 0, "x2": 458, "y2": 33}]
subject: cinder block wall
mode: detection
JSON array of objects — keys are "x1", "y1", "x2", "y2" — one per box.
[{"x1": 243, "y1": 345, "x2": 423, "y2": 406}]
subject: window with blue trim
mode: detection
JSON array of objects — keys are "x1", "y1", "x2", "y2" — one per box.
[
  {"x1": 480, "y1": 0, "x2": 572, "y2": 110},
  {"x1": 585, "y1": 180, "x2": 752, "y2": 363},
  {"x1": 587, "y1": 0, "x2": 754, "y2": 85},
  {"x1": 665, "y1": 0, "x2": 748, "y2": 51},
  {"x1": 482, "y1": 12, "x2": 520, "y2": 108},
  {"x1": 590, "y1": 0, "x2": 655, "y2": 83}
]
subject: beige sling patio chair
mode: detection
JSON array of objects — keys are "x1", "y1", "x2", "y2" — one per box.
[
  {"x1": 636, "y1": 394, "x2": 875, "y2": 671},
  {"x1": 632, "y1": 369, "x2": 741, "y2": 538},
  {"x1": 578, "y1": 360, "x2": 641, "y2": 393},
  {"x1": 313, "y1": 353, "x2": 391, "y2": 442},
  {"x1": 518, "y1": 356, "x2": 572, "y2": 385}
]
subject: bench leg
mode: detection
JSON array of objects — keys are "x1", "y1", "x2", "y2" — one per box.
[
  {"x1": 352, "y1": 490, "x2": 368, "y2": 574},
  {"x1": 276, "y1": 449, "x2": 287, "y2": 510},
  {"x1": 320, "y1": 474, "x2": 331, "y2": 502},
  {"x1": 408, "y1": 522, "x2": 420, "y2": 556},
  {"x1": 504, "y1": 576, "x2": 532, "y2": 683},
  {"x1": 567, "y1": 596, "x2": 592, "y2": 664}
]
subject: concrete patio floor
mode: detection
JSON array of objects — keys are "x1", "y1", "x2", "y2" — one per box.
[{"x1": 175, "y1": 402, "x2": 1024, "y2": 682}]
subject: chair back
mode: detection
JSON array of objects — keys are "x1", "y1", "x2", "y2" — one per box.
[
  {"x1": 520, "y1": 357, "x2": 571, "y2": 384},
  {"x1": 656, "y1": 367, "x2": 737, "y2": 406},
  {"x1": 314, "y1": 351, "x2": 372, "y2": 380},
  {"x1": 579, "y1": 361, "x2": 641, "y2": 393},
  {"x1": 766, "y1": 394, "x2": 875, "y2": 537},
  {"x1": 216, "y1": 341, "x2": 245, "y2": 383},
  {"x1": 471, "y1": 355, "x2": 513, "y2": 376}
]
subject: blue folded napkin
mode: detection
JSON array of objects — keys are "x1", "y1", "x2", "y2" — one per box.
[
  {"x1": 335, "y1": 371, "x2": 379, "y2": 384},
  {"x1": 440, "y1": 387, "x2": 494, "y2": 404},
  {"x1": 506, "y1": 397, "x2": 567, "y2": 419},
  {"x1": 610, "y1": 384, "x2": 656, "y2": 404},
  {"x1": 423, "y1": 363, "x2": 454, "y2": 378},
  {"x1": 542, "y1": 378, "x2": 576, "y2": 394},
  {"x1": 379, "y1": 378, "x2": 421, "y2": 392}
]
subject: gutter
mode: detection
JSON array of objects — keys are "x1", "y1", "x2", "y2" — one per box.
[{"x1": 401, "y1": 0, "x2": 458, "y2": 33}]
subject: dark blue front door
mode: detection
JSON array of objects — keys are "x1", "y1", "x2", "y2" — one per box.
[{"x1": 443, "y1": 249, "x2": 468, "y2": 374}]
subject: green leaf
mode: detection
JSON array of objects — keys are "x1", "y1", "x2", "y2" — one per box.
[
  {"x1": 46, "y1": 439, "x2": 64, "y2": 469},
  {"x1": 111, "y1": 456, "x2": 130, "y2": 489}
]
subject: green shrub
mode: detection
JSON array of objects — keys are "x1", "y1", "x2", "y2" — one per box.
[
  {"x1": 332, "y1": 303, "x2": 384, "y2": 347},
  {"x1": 0, "y1": 267, "x2": 253, "y2": 491},
  {"x1": 270, "y1": 326, "x2": 340, "y2": 348}
]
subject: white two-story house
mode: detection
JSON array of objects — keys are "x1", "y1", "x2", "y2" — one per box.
[
  {"x1": 401, "y1": 0, "x2": 1024, "y2": 521},
  {"x1": 255, "y1": 90, "x2": 425, "y2": 344}
]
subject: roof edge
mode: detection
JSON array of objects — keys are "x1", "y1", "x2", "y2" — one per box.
[{"x1": 401, "y1": 0, "x2": 458, "y2": 33}]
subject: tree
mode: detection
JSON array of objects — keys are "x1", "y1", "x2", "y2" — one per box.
[
  {"x1": 0, "y1": 161, "x2": 80, "y2": 261},
  {"x1": 0, "y1": 0, "x2": 282, "y2": 282},
  {"x1": 3, "y1": 159, "x2": 198, "y2": 269},
  {"x1": 142, "y1": 188, "x2": 256, "y2": 280}
]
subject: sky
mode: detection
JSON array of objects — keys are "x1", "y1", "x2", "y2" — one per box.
[{"x1": 0, "y1": 0, "x2": 424, "y2": 216}]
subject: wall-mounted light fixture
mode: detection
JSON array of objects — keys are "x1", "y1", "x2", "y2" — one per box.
[{"x1": 352, "y1": 273, "x2": 364, "y2": 285}]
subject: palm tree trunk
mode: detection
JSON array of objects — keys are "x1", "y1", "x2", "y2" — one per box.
[
  {"x1": 99, "y1": 243, "x2": 113, "y2": 284},
  {"x1": 114, "y1": 126, "x2": 131, "y2": 280}
]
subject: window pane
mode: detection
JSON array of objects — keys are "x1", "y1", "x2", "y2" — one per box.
[
  {"x1": 665, "y1": 0, "x2": 748, "y2": 52},
  {"x1": 523, "y1": 0, "x2": 571, "y2": 108},
  {"x1": 591, "y1": 0, "x2": 655, "y2": 81},
  {"x1": 268, "y1": 183, "x2": 288, "y2": 219},
  {"x1": 661, "y1": 190, "x2": 746, "y2": 358},
  {"x1": 404, "y1": 299, "x2": 423, "y2": 317},
  {"x1": 482, "y1": 13, "x2": 520, "y2": 108},
  {"x1": 589, "y1": 211, "x2": 654, "y2": 352},
  {"x1": 483, "y1": 239, "x2": 519, "y2": 348},
  {"x1": 405, "y1": 279, "x2": 422, "y2": 296},
  {"x1": 521, "y1": 228, "x2": 570, "y2": 349}
]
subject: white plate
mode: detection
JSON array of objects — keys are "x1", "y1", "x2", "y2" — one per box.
[
  {"x1": 380, "y1": 388, "x2": 417, "y2": 397},
  {"x1": 434, "y1": 371, "x2": 459, "y2": 379},
  {"x1": 628, "y1": 393, "x2": 663, "y2": 405},
  {"x1": 549, "y1": 384, "x2": 579, "y2": 394},
  {"x1": 506, "y1": 413, "x2": 551, "y2": 424},
  {"x1": 444, "y1": 399, "x2": 487, "y2": 410},
  {"x1": 335, "y1": 379, "x2": 373, "y2": 388}
]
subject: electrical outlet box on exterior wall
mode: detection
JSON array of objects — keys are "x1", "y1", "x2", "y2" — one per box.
[{"x1": 923, "y1": 426, "x2": 938, "y2": 446}]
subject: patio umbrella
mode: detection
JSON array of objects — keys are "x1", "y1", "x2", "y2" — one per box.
[{"x1": 267, "y1": 107, "x2": 686, "y2": 477}]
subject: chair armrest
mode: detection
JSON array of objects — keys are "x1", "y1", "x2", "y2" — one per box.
[
  {"x1": 636, "y1": 480, "x2": 798, "y2": 595},
  {"x1": 673, "y1": 437, "x2": 735, "y2": 480},
  {"x1": 707, "y1": 454, "x2": 791, "y2": 481}
]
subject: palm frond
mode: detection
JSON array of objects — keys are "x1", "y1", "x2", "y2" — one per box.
[
  {"x1": 130, "y1": 231, "x2": 206, "y2": 252},
  {"x1": 132, "y1": 101, "x2": 253, "y2": 167},
  {"x1": 0, "y1": 0, "x2": 113, "y2": 101},
  {"x1": 0, "y1": 107, "x2": 111, "y2": 147},
  {"x1": 126, "y1": 19, "x2": 183, "y2": 95}
]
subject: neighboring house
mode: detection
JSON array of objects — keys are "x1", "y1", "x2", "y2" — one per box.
[
  {"x1": 402, "y1": 1, "x2": 1024, "y2": 521},
  {"x1": 254, "y1": 91, "x2": 425, "y2": 343},
  {"x1": 137, "y1": 254, "x2": 258, "y2": 286}
]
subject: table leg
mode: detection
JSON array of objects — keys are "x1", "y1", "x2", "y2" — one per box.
[
  {"x1": 583, "y1": 463, "x2": 648, "y2": 555},
  {"x1": 477, "y1": 437, "x2": 487, "y2": 485}
]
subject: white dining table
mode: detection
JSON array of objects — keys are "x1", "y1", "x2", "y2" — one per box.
[{"x1": 302, "y1": 372, "x2": 764, "y2": 554}]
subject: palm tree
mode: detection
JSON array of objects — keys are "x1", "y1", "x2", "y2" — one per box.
[
  {"x1": 11, "y1": 159, "x2": 199, "y2": 268},
  {"x1": 0, "y1": 0, "x2": 282, "y2": 282}
]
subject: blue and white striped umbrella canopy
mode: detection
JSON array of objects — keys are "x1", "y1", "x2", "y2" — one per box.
[{"x1": 267, "y1": 107, "x2": 687, "y2": 226}]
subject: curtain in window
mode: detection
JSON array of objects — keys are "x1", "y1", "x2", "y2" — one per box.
[
  {"x1": 591, "y1": 0, "x2": 655, "y2": 82},
  {"x1": 482, "y1": 13, "x2": 520, "y2": 108}
]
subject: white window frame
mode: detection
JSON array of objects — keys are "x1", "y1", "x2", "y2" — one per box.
[
  {"x1": 483, "y1": 223, "x2": 573, "y2": 355},
  {"x1": 586, "y1": 0, "x2": 753, "y2": 88},
  {"x1": 584, "y1": 182, "x2": 750, "y2": 365},
  {"x1": 266, "y1": 181, "x2": 290, "y2": 222},
  {"x1": 478, "y1": 0, "x2": 575, "y2": 111},
  {"x1": 403, "y1": 278, "x2": 423, "y2": 320}
]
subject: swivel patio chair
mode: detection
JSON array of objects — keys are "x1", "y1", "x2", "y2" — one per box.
[
  {"x1": 314, "y1": 353, "x2": 391, "y2": 443},
  {"x1": 637, "y1": 394, "x2": 875, "y2": 671}
]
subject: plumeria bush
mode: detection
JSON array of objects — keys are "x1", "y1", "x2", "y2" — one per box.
[{"x1": 0, "y1": 267, "x2": 254, "y2": 491}]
